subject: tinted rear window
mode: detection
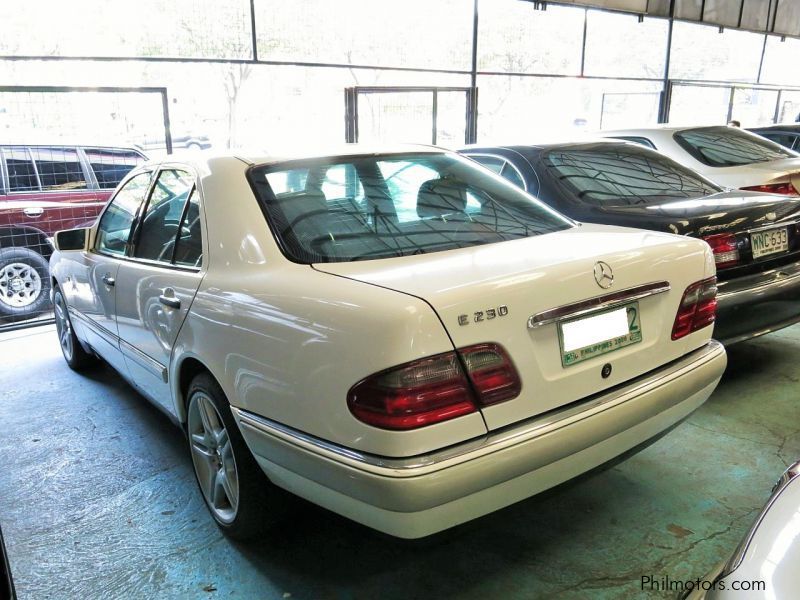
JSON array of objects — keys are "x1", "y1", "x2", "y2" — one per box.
[
  {"x1": 542, "y1": 145, "x2": 721, "y2": 205},
  {"x1": 250, "y1": 153, "x2": 572, "y2": 263},
  {"x1": 674, "y1": 126, "x2": 795, "y2": 167}
]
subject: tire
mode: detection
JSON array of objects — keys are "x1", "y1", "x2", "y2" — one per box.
[
  {"x1": 186, "y1": 372, "x2": 289, "y2": 540},
  {"x1": 186, "y1": 142, "x2": 202, "y2": 151},
  {"x1": 53, "y1": 285, "x2": 97, "y2": 370},
  {"x1": 0, "y1": 247, "x2": 52, "y2": 322}
]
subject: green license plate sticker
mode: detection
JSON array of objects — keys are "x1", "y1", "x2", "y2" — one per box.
[{"x1": 559, "y1": 301, "x2": 642, "y2": 367}]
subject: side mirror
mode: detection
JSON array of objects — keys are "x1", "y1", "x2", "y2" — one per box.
[{"x1": 53, "y1": 227, "x2": 90, "y2": 252}]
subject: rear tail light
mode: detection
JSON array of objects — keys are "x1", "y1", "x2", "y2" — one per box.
[
  {"x1": 671, "y1": 277, "x2": 718, "y2": 340},
  {"x1": 347, "y1": 343, "x2": 521, "y2": 430},
  {"x1": 741, "y1": 182, "x2": 800, "y2": 196},
  {"x1": 703, "y1": 233, "x2": 739, "y2": 269},
  {"x1": 459, "y1": 343, "x2": 522, "y2": 406}
]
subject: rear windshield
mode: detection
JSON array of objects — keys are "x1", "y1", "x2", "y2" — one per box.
[
  {"x1": 249, "y1": 152, "x2": 572, "y2": 263},
  {"x1": 674, "y1": 126, "x2": 795, "y2": 167},
  {"x1": 542, "y1": 144, "x2": 721, "y2": 205}
]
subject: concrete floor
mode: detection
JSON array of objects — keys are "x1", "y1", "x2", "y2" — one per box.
[{"x1": 1, "y1": 325, "x2": 799, "y2": 600}]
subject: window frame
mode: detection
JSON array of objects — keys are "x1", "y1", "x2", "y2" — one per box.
[
  {"x1": 93, "y1": 164, "x2": 205, "y2": 272},
  {"x1": 79, "y1": 146, "x2": 147, "y2": 190},
  {"x1": 463, "y1": 152, "x2": 528, "y2": 192},
  {"x1": 1, "y1": 146, "x2": 41, "y2": 194},
  {"x1": 93, "y1": 168, "x2": 155, "y2": 259},
  {"x1": 128, "y1": 167, "x2": 202, "y2": 269},
  {"x1": 28, "y1": 146, "x2": 91, "y2": 193}
]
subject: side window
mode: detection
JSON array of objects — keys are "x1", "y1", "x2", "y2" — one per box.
[
  {"x1": 95, "y1": 172, "x2": 152, "y2": 256},
  {"x1": 471, "y1": 155, "x2": 504, "y2": 174},
  {"x1": 500, "y1": 163, "x2": 525, "y2": 190},
  {"x1": 133, "y1": 169, "x2": 195, "y2": 263},
  {"x1": 761, "y1": 133, "x2": 796, "y2": 149},
  {"x1": 30, "y1": 147, "x2": 87, "y2": 191},
  {"x1": 84, "y1": 148, "x2": 145, "y2": 189},
  {"x1": 2, "y1": 147, "x2": 39, "y2": 192},
  {"x1": 173, "y1": 190, "x2": 203, "y2": 267}
]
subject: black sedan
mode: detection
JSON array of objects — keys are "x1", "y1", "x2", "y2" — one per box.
[
  {"x1": 748, "y1": 123, "x2": 800, "y2": 152},
  {"x1": 460, "y1": 141, "x2": 800, "y2": 344}
]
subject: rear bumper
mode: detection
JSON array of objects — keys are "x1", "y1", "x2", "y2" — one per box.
[
  {"x1": 715, "y1": 261, "x2": 800, "y2": 344},
  {"x1": 233, "y1": 340, "x2": 726, "y2": 539}
]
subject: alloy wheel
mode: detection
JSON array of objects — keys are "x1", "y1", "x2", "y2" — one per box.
[
  {"x1": 53, "y1": 293, "x2": 73, "y2": 361},
  {"x1": 187, "y1": 393, "x2": 240, "y2": 524}
]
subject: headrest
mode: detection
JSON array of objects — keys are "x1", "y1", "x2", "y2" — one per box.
[{"x1": 416, "y1": 178, "x2": 468, "y2": 219}]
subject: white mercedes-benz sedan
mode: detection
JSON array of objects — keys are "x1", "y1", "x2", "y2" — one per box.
[
  {"x1": 49, "y1": 147, "x2": 727, "y2": 539},
  {"x1": 599, "y1": 125, "x2": 800, "y2": 195}
]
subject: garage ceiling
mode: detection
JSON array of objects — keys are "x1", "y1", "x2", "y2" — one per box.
[{"x1": 549, "y1": 0, "x2": 800, "y2": 37}]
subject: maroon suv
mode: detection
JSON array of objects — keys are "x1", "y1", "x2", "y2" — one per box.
[{"x1": 0, "y1": 145, "x2": 145, "y2": 321}]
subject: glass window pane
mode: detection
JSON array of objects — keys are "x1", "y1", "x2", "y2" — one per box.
[
  {"x1": 96, "y1": 172, "x2": 152, "y2": 256},
  {"x1": 760, "y1": 132, "x2": 798, "y2": 149},
  {"x1": 471, "y1": 156, "x2": 505, "y2": 174},
  {"x1": 255, "y1": 0, "x2": 473, "y2": 70},
  {"x1": 777, "y1": 92, "x2": 800, "y2": 123},
  {"x1": 674, "y1": 126, "x2": 794, "y2": 167},
  {"x1": 357, "y1": 92, "x2": 433, "y2": 144},
  {"x1": 2, "y1": 147, "x2": 38, "y2": 192},
  {"x1": 254, "y1": 153, "x2": 572, "y2": 263},
  {"x1": 134, "y1": 170, "x2": 195, "y2": 262},
  {"x1": 500, "y1": 163, "x2": 525, "y2": 189},
  {"x1": 731, "y1": 88, "x2": 779, "y2": 127},
  {"x1": 669, "y1": 22, "x2": 764, "y2": 82},
  {"x1": 761, "y1": 36, "x2": 800, "y2": 87},
  {"x1": 542, "y1": 145, "x2": 720, "y2": 205},
  {"x1": 584, "y1": 11, "x2": 668, "y2": 78},
  {"x1": 30, "y1": 147, "x2": 87, "y2": 191},
  {"x1": 477, "y1": 75, "x2": 662, "y2": 141},
  {"x1": 668, "y1": 84, "x2": 731, "y2": 126},
  {"x1": 0, "y1": 0, "x2": 253, "y2": 59},
  {"x1": 436, "y1": 92, "x2": 468, "y2": 147},
  {"x1": 477, "y1": 2, "x2": 584, "y2": 75},
  {"x1": 173, "y1": 190, "x2": 203, "y2": 267},
  {"x1": 85, "y1": 149, "x2": 145, "y2": 189}
]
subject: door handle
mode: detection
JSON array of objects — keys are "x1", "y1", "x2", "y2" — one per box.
[
  {"x1": 158, "y1": 295, "x2": 181, "y2": 309},
  {"x1": 23, "y1": 207, "x2": 44, "y2": 218},
  {"x1": 102, "y1": 274, "x2": 115, "y2": 286}
]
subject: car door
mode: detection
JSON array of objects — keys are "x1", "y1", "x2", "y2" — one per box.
[
  {"x1": 66, "y1": 171, "x2": 154, "y2": 375},
  {"x1": 114, "y1": 168, "x2": 205, "y2": 416}
]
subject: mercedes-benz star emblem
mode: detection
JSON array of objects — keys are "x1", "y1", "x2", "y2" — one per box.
[{"x1": 593, "y1": 261, "x2": 614, "y2": 289}]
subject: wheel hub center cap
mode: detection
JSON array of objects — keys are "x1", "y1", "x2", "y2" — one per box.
[{"x1": 10, "y1": 277, "x2": 24, "y2": 293}]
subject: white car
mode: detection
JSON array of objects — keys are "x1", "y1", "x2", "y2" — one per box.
[
  {"x1": 685, "y1": 461, "x2": 800, "y2": 599},
  {"x1": 49, "y1": 147, "x2": 727, "y2": 539},
  {"x1": 599, "y1": 126, "x2": 800, "y2": 195}
]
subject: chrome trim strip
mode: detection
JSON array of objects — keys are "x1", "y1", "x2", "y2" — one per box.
[
  {"x1": 234, "y1": 340, "x2": 724, "y2": 474},
  {"x1": 119, "y1": 338, "x2": 168, "y2": 382},
  {"x1": 527, "y1": 281, "x2": 670, "y2": 329},
  {"x1": 68, "y1": 307, "x2": 119, "y2": 345},
  {"x1": 721, "y1": 461, "x2": 800, "y2": 578},
  {"x1": 745, "y1": 221, "x2": 796, "y2": 234}
]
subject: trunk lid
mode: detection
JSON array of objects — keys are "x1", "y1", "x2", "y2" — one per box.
[{"x1": 315, "y1": 224, "x2": 715, "y2": 430}]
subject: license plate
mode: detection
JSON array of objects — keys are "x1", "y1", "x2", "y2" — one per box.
[
  {"x1": 751, "y1": 227, "x2": 789, "y2": 259},
  {"x1": 558, "y1": 302, "x2": 642, "y2": 367}
]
